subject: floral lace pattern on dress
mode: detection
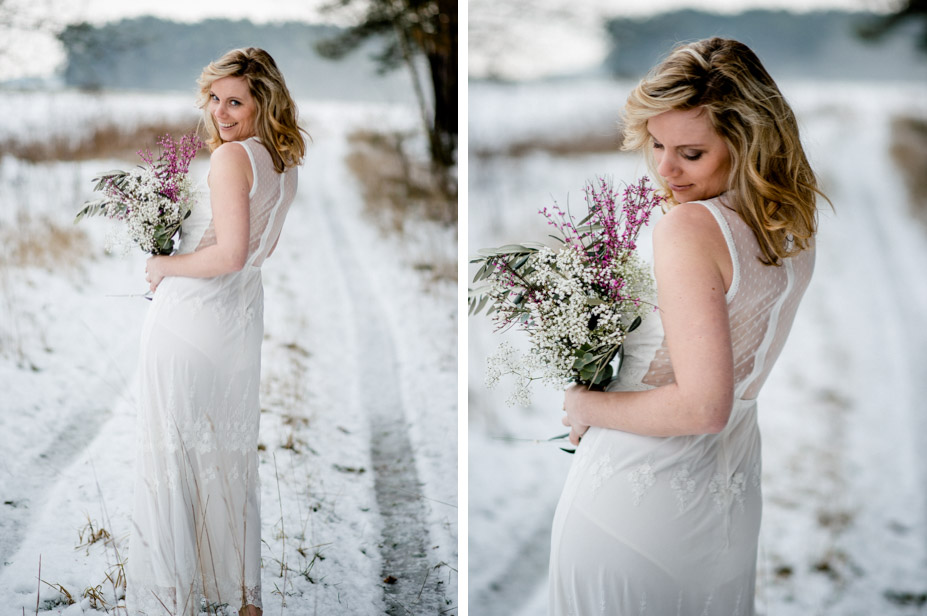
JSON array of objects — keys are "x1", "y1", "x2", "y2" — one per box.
[
  {"x1": 670, "y1": 464, "x2": 696, "y2": 513},
  {"x1": 589, "y1": 453, "x2": 617, "y2": 494},
  {"x1": 709, "y1": 471, "x2": 746, "y2": 513},
  {"x1": 628, "y1": 462, "x2": 656, "y2": 506}
]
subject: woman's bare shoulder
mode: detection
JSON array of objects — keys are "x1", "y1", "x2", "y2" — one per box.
[
  {"x1": 207, "y1": 142, "x2": 252, "y2": 188},
  {"x1": 654, "y1": 201, "x2": 723, "y2": 246},
  {"x1": 210, "y1": 141, "x2": 251, "y2": 166}
]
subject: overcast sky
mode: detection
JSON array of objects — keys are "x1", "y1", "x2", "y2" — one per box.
[
  {"x1": 468, "y1": 0, "x2": 890, "y2": 79},
  {"x1": 0, "y1": 0, "x2": 892, "y2": 81},
  {"x1": 45, "y1": 0, "x2": 336, "y2": 25},
  {"x1": 0, "y1": 0, "x2": 344, "y2": 81},
  {"x1": 71, "y1": 0, "x2": 886, "y2": 23}
]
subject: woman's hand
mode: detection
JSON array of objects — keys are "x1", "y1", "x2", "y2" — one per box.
[
  {"x1": 562, "y1": 384, "x2": 593, "y2": 446},
  {"x1": 145, "y1": 255, "x2": 169, "y2": 293}
]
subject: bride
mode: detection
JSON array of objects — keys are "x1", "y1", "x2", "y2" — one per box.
[
  {"x1": 126, "y1": 48, "x2": 308, "y2": 616},
  {"x1": 551, "y1": 38, "x2": 829, "y2": 614}
]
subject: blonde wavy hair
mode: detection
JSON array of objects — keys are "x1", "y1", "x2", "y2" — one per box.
[
  {"x1": 622, "y1": 37, "x2": 829, "y2": 265},
  {"x1": 197, "y1": 47, "x2": 308, "y2": 173}
]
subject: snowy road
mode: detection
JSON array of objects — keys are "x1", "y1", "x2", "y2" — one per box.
[
  {"x1": 0, "y1": 95, "x2": 457, "y2": 614},
  {"x1": 313, "y1": 128, "x2": 451, "y2": 614}
]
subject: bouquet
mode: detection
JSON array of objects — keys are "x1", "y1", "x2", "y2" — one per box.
[
  {"x1": 469, "y1": 176, "x2": 664, "y2": 407},
  {"x1": 75, "y1": 133, "x2": 203, "y2": 255}
]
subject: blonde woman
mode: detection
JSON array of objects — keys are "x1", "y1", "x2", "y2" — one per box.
[
  {"x1": 128, "y1": 48, "x2": 307, "y2": 616},
  {"x1": 552, "y1": 38, "x2": 827, "y2": 613}
]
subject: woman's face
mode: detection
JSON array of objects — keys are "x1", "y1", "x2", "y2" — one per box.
[
  {"x1": 647, "y1": 107, "x2": 731, "y2": 203},
  {"x1": 208, "y1": 76, "x2": 256, "y2": 142}
]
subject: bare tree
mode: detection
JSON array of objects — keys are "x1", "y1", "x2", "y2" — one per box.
[
  {"x1": 317, "y1": 0, "x2": 457, "y2": 188},
  {"x1": 859, "y1": 0, "x2": 927, "y2": 51}
]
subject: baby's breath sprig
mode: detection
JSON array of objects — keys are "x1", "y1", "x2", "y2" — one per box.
[{"x1": 470, "y1": 176, "x2": 664, "y2": 407}]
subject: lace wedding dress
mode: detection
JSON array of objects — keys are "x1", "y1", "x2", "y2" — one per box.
[
  {"x1": 549, "y1": 195, "x2": 815, "y2": 615},
  {"x1": 127, "y1": 137, "x2": 297, "y2": 615}
]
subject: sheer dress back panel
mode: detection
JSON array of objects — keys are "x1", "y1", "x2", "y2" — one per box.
[
  {"x1": 195, "y1": 137, "x2": 297, "y2": 268},
  {"x1": 641, "y1": 196, "x2": 815, "y2": 401}
]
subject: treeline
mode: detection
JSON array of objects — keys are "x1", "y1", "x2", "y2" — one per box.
[
  {"x1": 58, "y1": 17, "x2": 414, "y2": 101},
  {"x1": 605, "y1": 10, "x2": 927, "y2": 81}
]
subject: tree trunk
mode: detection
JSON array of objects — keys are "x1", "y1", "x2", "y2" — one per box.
[{"x1": 427, "y1": 0, "x2": 457, "y2": 191}]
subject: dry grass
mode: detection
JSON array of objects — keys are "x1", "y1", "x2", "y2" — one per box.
[
  {"x1": 472, "y1": 128, "x2": 624, "y2": 160},
  {"x1": 76, "y1": 516, "x2": 114, "y2": 552},
  {"x1": 890, "y1": 114, "x2": 927, "y2": 225},
  {"x1": 0, "y1": 210, "x2": 91, "y2": 368},
  {"x1": 412, "y1": 259, "x2": 457, "y2": 284},
  {"x1": 345, "y1": 129, "x2": 458, "y2": 284},
  {"x1": 0, "y1": 211, "x2": 91, "y2": 271},
  {"x1": 345, "y1": 129, "x2": 457, "y2": 230},
  {"x1": 0, "y1": 119, "x2": 202, "y2": 163}
]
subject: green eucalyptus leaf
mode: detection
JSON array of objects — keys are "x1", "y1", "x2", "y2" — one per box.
[
  {"x1": 500, "y1": 242, "x2": 543, "y2": 253},
  {"x1": 590, "y1": 363, "x2": 614, "y2": 385},
  {"x1": 472, "y1": 262, "x2": 487, "y2": 283},
  {"x1": 512, "y1": 254, "x2": 531, "y2": 270},
  {"x1": 572, "y1": 352, "x2": 596, "y2": 370},
  {"x1": 628, "y1": 315, "x2": 643, "y2": 333},
  {"x1": 473, "y1": 295, "x2": 490, "y2": 316}
]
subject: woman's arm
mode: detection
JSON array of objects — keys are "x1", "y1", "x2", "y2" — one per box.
[
  {"x1": 145, "y1": 142, "x2": 253, "y2": 292},
  {"x1": 562, "y1": 202, "x2": 735, "y2": 443}
]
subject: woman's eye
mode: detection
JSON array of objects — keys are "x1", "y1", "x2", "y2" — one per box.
[
  {"x1": 652, "y1": 142, "x2": 664, "y2": 150},
  {"x1": 682, "y1": 151, "x2": 703, "y2": 161}
]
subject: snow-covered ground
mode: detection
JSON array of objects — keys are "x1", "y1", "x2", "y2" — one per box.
[
  {"x1": 0, "y1": 91, "x2": 457, "y2": 614},
  {"x1": 468, "y1": 78, "x2": 927, "y2": 615}
]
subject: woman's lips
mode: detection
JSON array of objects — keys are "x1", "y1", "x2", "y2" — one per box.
[{"x1": 670, "y1": 183, "x2": 693, "y2": 191}]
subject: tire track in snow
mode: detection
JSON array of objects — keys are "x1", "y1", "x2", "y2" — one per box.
[
  {"x1": 0, "y1": 407, "x2": 110, "y2": 565},
  {"x1": 316, "y1": 187, "x2": 445, "y2": 614},
  {"x1": 0, "y1": 347, "x2": 136, "y2": 567}
]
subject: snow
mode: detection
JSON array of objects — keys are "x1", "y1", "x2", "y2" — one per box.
[
  {"x1": 468, "y1": 78, "x2": 927, "y2": 614},
  {"x1": 0, "y1": 92, "x2": 456, "y2": 614}
]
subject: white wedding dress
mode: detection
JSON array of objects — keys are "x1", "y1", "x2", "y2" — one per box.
[
  {"x1": 549, "y1": 195, "x2": 815, "y2": 615},
  {"x1": 127, "y1": 137, "x2": 297, "y2": 615}
]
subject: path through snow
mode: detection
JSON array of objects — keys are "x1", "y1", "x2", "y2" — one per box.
[{"x1": 0, "y1": 95, "x2": 457, "y2": 615}]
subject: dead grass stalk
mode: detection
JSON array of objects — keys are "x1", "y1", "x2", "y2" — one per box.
[{"x1": 890, "y1": 114, "x2": 927, "y2": 226}]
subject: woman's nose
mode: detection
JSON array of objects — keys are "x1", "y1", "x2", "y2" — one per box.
[{"x1": 657, "y1": 153, "x2": 676, "y2": 178}]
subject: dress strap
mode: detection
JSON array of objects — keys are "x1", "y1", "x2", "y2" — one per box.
[
  {"x1": 693, "y1": 200, "x2": 740, "y2": 303},
  {"x1": 233, "y1": 138, "x2": 259, "y2": 200}
]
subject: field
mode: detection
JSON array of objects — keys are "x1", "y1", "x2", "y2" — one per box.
[{"x1": 0, "y1": 90, "x2": 458, "y2": 615}]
